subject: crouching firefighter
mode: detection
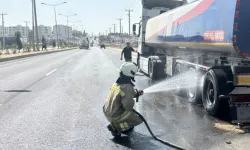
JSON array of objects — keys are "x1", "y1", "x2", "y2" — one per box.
[{"x1": 103, "y1": 62, "x2": 144, "y2": 136}]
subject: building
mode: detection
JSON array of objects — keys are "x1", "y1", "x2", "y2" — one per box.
[
  {"x1": 0, "y1": 25, "x2": 29, "y2": 38},
  {"x1": 38, "y1": 25, "x2": 52, "y2": 39},
  {"x1": 53, "y1": 25, "x2": 72, "y2": 40}
]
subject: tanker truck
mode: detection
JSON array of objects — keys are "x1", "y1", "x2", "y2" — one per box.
[{"x1": 132, "y1": 0, "x2": 250, "y2": 125}]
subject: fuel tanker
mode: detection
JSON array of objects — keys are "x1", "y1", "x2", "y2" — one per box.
[{"x1": 132, "y1": 0, "x2": 250, "y2": 126}]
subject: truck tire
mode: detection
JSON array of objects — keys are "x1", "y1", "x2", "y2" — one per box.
[
  {"x1": 173, "y1": 63, "x2": 186, "y2": 96},
  {"x1": 186, "y1": 67, "x2": 202, "y2": 105},
  {"x1": 149, "y1": 59, "x2": 157, "y2": 80},
  {"x1": 202, "y1": 69, "x2": 227, "y2": 116}
]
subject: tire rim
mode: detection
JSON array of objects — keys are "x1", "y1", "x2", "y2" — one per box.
[
  {"x1": 187, "y1": 69, "x2": 196, "y2": 99},
  {"x1": 149, "y1": 61, "x2": 153, "y2": 77},
  {"x1": 188, "y1": 87, "x2": 195, "y2": 98},
  {"x1": 174, "y1": 66, "x2": 181, "y2": 92},
  {"x1": 206, "y1": 80, "x2": 215, "y2": 106}
]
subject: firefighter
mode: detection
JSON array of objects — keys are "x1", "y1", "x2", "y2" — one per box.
[
  {"x1": 121, "y1": 42, "x2": 135, "y2": 62},
  {"x1": 103, "y1": 62, "x2": 144, "y2": 136}
]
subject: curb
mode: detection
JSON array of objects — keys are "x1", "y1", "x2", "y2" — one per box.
[{"x1": 0, "y1": 48, "x2": 77, "y2": 63}]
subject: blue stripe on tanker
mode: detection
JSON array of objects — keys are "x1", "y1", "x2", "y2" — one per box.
[
  {"x1": 148, "y1": 0, "x2": 236, "y2": 44},
  {"x1": 146, "y1": 0, "x2": 250, "y2": 59}
]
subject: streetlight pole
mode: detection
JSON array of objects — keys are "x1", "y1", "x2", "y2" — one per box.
[
  {"x1": 58, "y1": 13, "x2": 77, "y2": 47},
  {"x1": 41, "y1": 2, "x2": 67, "y2": 49}
]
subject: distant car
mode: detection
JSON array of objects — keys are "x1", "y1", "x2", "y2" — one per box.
[
  {"x1": 100, "y1": 44, "x2": 106, "y2": 49},
  {"x1": 79, "y1": 38, "x2": 90, "y2": 49},
  {"x1": 79, "y1": 43, "x2": 89, "y2": 49}
]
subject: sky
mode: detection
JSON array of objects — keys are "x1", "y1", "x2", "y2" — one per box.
[{"x1": 0, "y1": 0, "x2": 195, "y2": 35}]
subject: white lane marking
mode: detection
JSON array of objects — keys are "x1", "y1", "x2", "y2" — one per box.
[
  {"x1": 46, "y1": 69, "x2": 57, "y2": 76},
  {"x1": 68, "y1": 60, "x2": 72, "y2": 63}
]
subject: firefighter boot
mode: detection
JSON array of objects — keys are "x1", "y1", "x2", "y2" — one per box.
[{"x1": 107, "y1": 124, "x2": 121, "y2": 137}]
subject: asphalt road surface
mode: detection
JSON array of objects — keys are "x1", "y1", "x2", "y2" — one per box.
[{"x1": 0, "y1": 47, "x2": 249, "y2": 150}]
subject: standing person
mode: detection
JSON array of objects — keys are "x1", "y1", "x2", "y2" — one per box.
[
  {"x1": 103, "y1": 62, "x2": 144, "y2": 136},
  {"x1": 42, "y1": 36, "x2": 47, "y2": 51},
  {"x1": 121, "y1": 42, "x2": 135, "y2": 62}
]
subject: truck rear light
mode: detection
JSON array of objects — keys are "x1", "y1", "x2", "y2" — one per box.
[
  {"x1": 231, "y1": 95, "x2": 250, "y2": 102},
  {"x1": 236, "y1": 0, "x2": 240, "y2": 8},
  {"x1": 242, "y1": 53, "x2": 250, "y2": 57},
  {"x1": 233, "y1": 35, "x2": 237, "y2": 42},
  {"x1": 235, "y1": 11, "x2": 239, "y2": 18},
  {"x1": 234, "y1": 23, "x2": 238, "y2": 31},
  {"x1": 235, "y1": 74, "x2": 250, "y2": 85}
]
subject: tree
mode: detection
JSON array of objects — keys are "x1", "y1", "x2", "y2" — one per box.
[
  {"x1": 14, "y1": 31, "x2": 23, "y2": 50},
  {"x1": 41, "y1": 36, "x2": 47, "y2": 50}
]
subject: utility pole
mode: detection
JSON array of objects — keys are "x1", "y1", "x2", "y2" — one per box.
[
  {"x1": 67, "y1": 18, "x2": 69, "y2": 47},
  {"x1": 117, "y1": 18, "x2": 123, "y2": 48},
  {"x1": 105, "y1": 30, "x2": 108, "y2": 36},
  {"x1": 125, "y1": 9, "x2": 133, "y2": 36},
  {"x1": 31, "y1": 0, "x2": 35, "y2": 51},
  {"x1": 1, "y1": 13, "x2": 7, "y2": 50},
  {"x1": 109, "y1": 27, "x2": 112, "y2": 34},
  {"x1": 33, "y1": 0, "x2": 39, "y2": 51},
  {"x1": 117, "y1": 18, "x2": 123, "y2": 36},
  {"x1": 24, "y1": 21, "x2": 30, "y2": 44},
  {"x1": 112, "y1": 24, "x2": 116, "y2": 33}
]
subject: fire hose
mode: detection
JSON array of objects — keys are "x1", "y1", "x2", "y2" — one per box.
[{"x1": 134, "y1": 90, "x2": 187, "y2": 150}]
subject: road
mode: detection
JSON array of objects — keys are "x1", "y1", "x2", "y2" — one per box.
[{"x1": 0, "y1": 47, "x2": 249, "y2": 150}]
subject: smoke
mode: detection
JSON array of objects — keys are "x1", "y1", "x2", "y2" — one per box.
[{"x1": 144, "y1": 70, "x2": 201, "y2": 94}]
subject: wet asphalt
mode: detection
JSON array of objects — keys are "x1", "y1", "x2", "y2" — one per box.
[{"x1": 0, "y1": 47, "x2": 249, "y2": 150}]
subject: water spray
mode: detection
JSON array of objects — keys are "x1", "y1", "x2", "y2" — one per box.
[{"x1": 143, "y1": 71, "x2": 199, "y2": 94}]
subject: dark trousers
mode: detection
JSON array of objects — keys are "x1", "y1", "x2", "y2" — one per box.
[{"x1": 125, "y1": 58, "x2": 132, "y2": 62}]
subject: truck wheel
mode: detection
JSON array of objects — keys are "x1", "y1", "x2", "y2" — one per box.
[
  {"x1": 186, "y1": 68, "x2": 202, "y2": 105},
  {"x1": 149, "y1": 59, "x2": 157, "y2": 80},
  {"x1": 173, "y1": 63, "x2": 186, "y2": 96},
  {"x1": 202, "y1": 69, "x2": 222, "y2": 116}
]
